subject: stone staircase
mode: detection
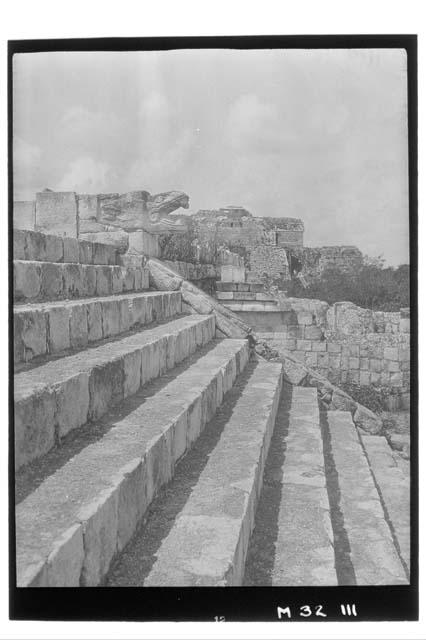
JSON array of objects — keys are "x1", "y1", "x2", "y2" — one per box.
[{"x1": 13, "y1": 230, "x2": 409, "y2": 587}]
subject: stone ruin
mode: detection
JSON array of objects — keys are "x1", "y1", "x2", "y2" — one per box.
[{"x1": 14, "y1": 188, "x2": 191, "y2": 258}]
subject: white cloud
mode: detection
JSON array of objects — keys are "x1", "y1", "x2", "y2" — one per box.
[
  {"x1": 56, "y1": 156, "x2": 115, "y2": 193},
  {"x1": 14, "y1": 136, "x2": 41, "y2": 170}
]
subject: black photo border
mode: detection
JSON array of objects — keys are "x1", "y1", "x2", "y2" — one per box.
[{"x1": 8, "y1": 33, "x2": 418, "y2": 622}]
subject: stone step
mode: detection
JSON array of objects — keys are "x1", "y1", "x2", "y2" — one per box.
[
  {"x1": 244, "y1": 386, "x2": 337, "y2": 586},
  {"x1": 217, "y1": 291, "x2": 276, "y2": 302},
  {"x1": 13, "y1": 260, "x2": 149, "y2": 303},
  {"x1": 360, "y1": 434, "x2": 410, "y2": 577},
  {"x1": 14, "y1": 291, "x2": 182, "y2": 364},
  {"x1": 14, "y1": 314, "x2": 215, "y2": 469},
  {"x1": 13, "y1": 228, "x2": 120, "y2": 266},
  {"x1": 125, "y1": 360, "x2": 282, "y2": 586},
  {"x1": 15, "y1": 338, "x2": 249, "y2": 587},
  {"x1": 327, "y1": 411, "x2": 408, "y2": 584}
]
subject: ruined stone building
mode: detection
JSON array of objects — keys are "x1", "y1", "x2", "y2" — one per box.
[{"x1": 191, "y1": 206, "x2": 363, "y2": 285}]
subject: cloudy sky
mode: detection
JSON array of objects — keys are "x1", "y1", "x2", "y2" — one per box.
[{"x1": 13, "y1": 48, "x2": 409, "y2": 265}]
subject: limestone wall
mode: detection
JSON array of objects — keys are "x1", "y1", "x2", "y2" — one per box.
[
  {"x1": 248, "y1": 246, "x2": 290, "y2": 283},
  {"x1": 255, "y1": 298, "x2": 410, "y2": 410}
]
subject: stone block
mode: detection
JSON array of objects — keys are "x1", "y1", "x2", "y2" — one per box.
[
  {"x1": 359, "y1": 371, "x2": 371, "y2": 385},
  {"x1": 48, "y1": 306, "x2": 71, "y2": 353},
  {"x1": 96, "y1": 266, "x2": 113, "y2": 296},
  {"x1": 122, "y1": 267, "x2": 135, "y2": 292},
  {"x1": 400, "y1": 318, "x2": 410, "y2": 333},
  {"x1": 13, "y1": 229, "x2": 26, "y2": 260},
  {"x1": 282, "y1": 357, "x2": 307, "y2": 385},
  {"x1": 216, "y1": 291, "x2": 234, "y2": 300},
  {"x1": 93, "y1": 242, "x2": 110, "y2": 265},
  {"x1": 111, "y1": 266, "x2": 123, "y2": 294},
  {"x1": 312, "y1": 341, "x2": 326, "y2": 352},
  {"x1": 87, "y1": 302, "x2": 103, "y2": 342},
  {"x1": 78, "y1": 240, "x2": 93, "y2": 264},
  {"x1": 63, "y1": 237, "x2": 80, "y2": 263},
  {"x1": 117, "y1": 460, "x2": 147, "y2": 552},
  {"x1": 234, "y1": 291, "x2": 256, "y2": 300},
  {"x1": 14, "y1": 261, "x2": 41, "y2": 301},
  {"x1": 118, "y1": 299, "x2": 131, "y2": 333},
  {"x1": 283, "y1": 338, "x2": 296, "y2": 350},
  {"x1": 349, "y1": 357, "x2": 360, "y2": 369},
  {"x1": 304, "y1": 325, "x2": 323, "y2": 340},
  {"x1": 123, "y1": 350, "x2": 142, "y2": 397},
  {"x1": 61, "y1": 263, "x2": 83, "y2": 298},
  {"x1": 44, "y1": 234, "x2": 64, "y2": 263},
  {"x1": 15, "y1": 388, "x2": 56, "y2": 469},
  {"x1": 69, "y1": 304, "x2": 88, "y2": 349},
  {"x1": 82, "y1": 265, "x2": 97, "y2": 297},
  {"x1": 292, "y1": 350, "x2": 306, "y2": 361},
  {"x1": 79, "y1": 486, "x2": 119, "y2": 586},
  {"x1": 370, "y1": 358, "x2": 383, "y2": 373},
  {"x1": 220, "y1": 265, "x2": 245, "y2": 283},
  {"x1": 45, "y1": 524, "x2": 85, "y2": 587},
  {"x1": 329, "y1": 354, "x2": 341, "y2": 369},
  {"x1": 398, "y1": 347, "x2": 410, "y2": 362},
  {"x1": 327, "y1": 342, "x2": 342, "y2": 353},
  {"x1": 400, "y1": 360, "x2": 410, "y2": 371},
  {"x1": 384, "y1": 346, "x2": 398, "y2": 361},
  {"x1": 237, "y1": 283, "x2": 250, "y2": 292},
  {"x1": 40, "y1": 262, "x2": 64, "y2": 299},
  {"x1": 16, "y1": 310, "x2": 47, "y2": 361},
  {"x1": 385, "y1": 360, "x2": 400, "y2": 373},
  {"x1": 305, "y1": 352, "x2": 317, "y2": 367},
  {"x1": 353, "y1": 404, "x2": 382, "y2": 435},
  {"x1": 360, "y1": 357, "x2": 369, "y2": 370},
  {"x1": 297, "y1": 339, "x2": 312, "y2": 351},
  {"x1": 102, "y1": 300, "x2": 121, "y2": 338},
  {"x1": 36, "y1": 191, "x2": 78, "y2": 237},
  {"x1": 14, "y1": 200, "x2": 36, "y2": 230},
  {"x1": 390, "y1": 372, "x2": 403, "y2": 387},
  {"x1": 255, "y1": 293, "x2": 275, "y2": 302},
  {"x1": 128, "y1": 229, "x2": 160, "y2": 258},
  {"x1": 317, "y1": 352, "x2": 329, "y2": 367},
  {"x1": 380, "y1": 372, "x2": 391, "y2": 385},
  {"x1": 347, "y1": 370, "x2": 360, "y2": 384},
  {"x1": 54, "y1": 371, "x2": 90, "y2": 438},
  {"x1": 297, "y1": 311, "x2": 313, "y2": 325},
  {"x1": 88, "y1": 358, "x2": 124, "y2": 421},
  {"x1": 247, "y1": 282, "x2": 264, "y2": 293},
  {"x1": 370, "y1": 371, "x2": 381, "y2": 384}
]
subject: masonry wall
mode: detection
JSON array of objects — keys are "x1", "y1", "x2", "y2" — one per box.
[
  {"x1": 256, "y1": 300, "x2": 410, "y2": 410},
  {"x1": 249, "y1": 246, "x2": 290, "y2": 283}
]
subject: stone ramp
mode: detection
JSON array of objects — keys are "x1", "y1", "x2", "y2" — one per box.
[
  {"x1": 14, "y1": 291, "x2": 181, "y2": 364},
  {"x1": 244, "y1": 385, "x2": 336, "y2": 586},
  {"x1": 14, "y1": 314, "x2": 215, "y2": 469},
  {"x1": 107, "y1": 360, "x2": 282, "y2": 587},
  {"x1": 326, "y1": 411, "x2": 407, "y2": 585},
  {"x1": 15, "y1": 339, "x2": 249, "y2": 587},
  {"x1": 360, "y1": 434, "x2": 410, "y2": 576}
]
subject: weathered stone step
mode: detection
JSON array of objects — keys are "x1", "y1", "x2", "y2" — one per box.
[
  {"x1": 360, "y1": 434, "x2": 410, "y2": 577},
  {"x1": 14, "y1": 291, "x2": 181, "y2": 364},
  {"x1": 13, "y1": 260, "x2": 149, "y2": 303},
  {"x1": 327, "y1": 411, "x2": 408, "y2": 584},
  {"x1": 126, "y1": 361, "x2": 282, "y2": 586},
  {"x1": 13, "y1": 228, "x2": 120, "y2": 266},
  {"x1": 15, "y1": 339, "x2": 249, "y2": 587},
  {"x1": 14, "y1": 314, "x2": 215, "y2": 469},
  {"x1": 244, "y1": 386, "x2": 337, "y2": 586}
]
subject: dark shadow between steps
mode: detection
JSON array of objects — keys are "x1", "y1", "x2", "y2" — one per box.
[
  {"x1": 242, "y1": 382, "x2": 292, "y2": 586},
  {"x1": 105, "y1": 362, "x2": 258, "y2": 587},
  {"x1": 15, "y1": 339, "x2": 221, "y2": 505},
  {"x1": 319, "y1": 410, "x2": 357, "y2": 586}
]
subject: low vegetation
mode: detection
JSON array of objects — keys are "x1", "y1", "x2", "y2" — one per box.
[{"x1": 286, "y1": 256, "x2": 409, "y2": 312}]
